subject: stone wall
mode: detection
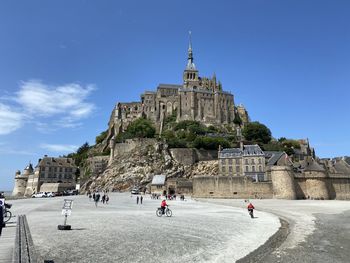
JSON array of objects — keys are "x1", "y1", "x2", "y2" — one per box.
[
  {"x1": 326, "y1": 175, "x2": 350, "y2": 200},
  {"x1": 40, "y1": 183, "x2": 75, "y2": 193},
  {"x1": 170, "y1": 148, "x2": 217, "y2": 165},
  {"x1": 113, "y1": 138, "x2": 158, "y2": 157},
  {"x1": 192, "y1": 176, "x2": 273, "y2": 199}
]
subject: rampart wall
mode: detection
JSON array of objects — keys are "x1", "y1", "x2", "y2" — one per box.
[
  {"x1": 192, "y1": 167, "x2": 350, "y2": 200},
  {"x1": 113, "y1": 138, "x2": 158, "y2": 156},
  {"x1": 192, "y1": 176, "x2": 273, "y2": 199},
  {"x1": 170, "y1": 148, "x2": 217, "y2": 165}
]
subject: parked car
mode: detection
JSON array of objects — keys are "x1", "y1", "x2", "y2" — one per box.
[
  {"x1": 32, "y1": 192, "x2": 47, "y2": 198},
  {"x1": 45, "y1": 192, "x2": 55, "y2": 197},
  {"x1": 131, "y1": 188, "x2": 139, "y2": 195},
  {"x1": 67, "y1": 189, "x2": 79, "y2": 195}
]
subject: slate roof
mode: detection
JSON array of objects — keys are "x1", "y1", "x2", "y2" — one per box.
[
  {"x1": 151, "y1": 174, "x2": 166, "y2": 185},
  {"x1": 220, "y1": 145, "x2": 264, "y2": 158},
  {"x1": 303, "y1": 159, "x2": 325, "y2": 172},
  {"x1": 265, "y1": 151, "x2": 285, "y2": 166},
  {"x1": 37, "y1": 157, "x2": 76, "y2": 168},
  {"x1": 243, "y1": 145, "x2": 264, "y2": 156},
  {"x1": 333, "y1": 160, "x2": 350, "y2": 174},
  {"x1": 158, "y1": 84, "x2": 182, "y2": 89}
]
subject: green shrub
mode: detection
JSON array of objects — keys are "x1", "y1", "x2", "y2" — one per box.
[
  {"x1": 193, "y1": 136, "x2": 231, "y2": 150},
  {"x1": 95, "y1": 130, "x2": 108, "y2": 144}
]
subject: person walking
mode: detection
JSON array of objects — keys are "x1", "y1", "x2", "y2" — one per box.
[
  {"x1": 140, "y1": 196, "x2": 143, "y2": 204},
  {"x1": 136, "y1": 196, "x2": 139, "y2": 204},
  {"x1": 106, "y1": 195, "x2": 109, "y2": 204},
  {"x1": 102, "y1": 194, "x2": 106, "y2": 204},
  {"x1": 95, "y1": 192, "x2": 101, "y2": 207}
]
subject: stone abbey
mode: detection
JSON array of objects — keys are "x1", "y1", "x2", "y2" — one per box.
[{"x1": 107, "y1": 35, "x2": 249, "y2": 138}]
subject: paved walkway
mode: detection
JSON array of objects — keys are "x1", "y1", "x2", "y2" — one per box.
[
  {"x1": 0, "y1": 214, "x2": 16, "y2": 263},
  {"x1": 8, "y1": 193, "x2": 280, "y2": 263}
]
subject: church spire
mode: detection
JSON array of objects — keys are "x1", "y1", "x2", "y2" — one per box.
[{"x1": 186, "y1": 31, "x2": 196, "y2": 70}]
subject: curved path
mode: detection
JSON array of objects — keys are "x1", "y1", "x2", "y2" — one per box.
[
  {"x1": 201, "y1": 199, "x2": 350, "y2": 263},
  {"x1": 7, "y1": 193, "x2": 280, "y2": 263}
]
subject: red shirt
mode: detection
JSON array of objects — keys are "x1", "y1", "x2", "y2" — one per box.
[
  {"x1": 161, "y1": 200, "x2": 167, "y2": 207},
  {"x1": 247, "y1": 203, "x2": 255, "y2": 209}
]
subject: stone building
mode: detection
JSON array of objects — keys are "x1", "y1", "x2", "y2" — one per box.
[
  {"x1": 193, "y1": 157, "x2": 350, "y2": 200},
  {"x1": 106, "y1": 35, "x2": 249, "y2": 144},
  {"x1": 150, "y1": 174, "x2": 166, "y2": 194},
  {"x1": 12, "y1": 156, "x2": 78, "y2": 197},
  {"x1": 83, "y1": 156, "x2": 109, "y2": 180},
  {"x1": 218, "y1": 145, "x2": 266, "y2": 181}
]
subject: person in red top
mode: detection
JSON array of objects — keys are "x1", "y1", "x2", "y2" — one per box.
[
  {"x1": 161, "y1": 199, "x2": 167, "y2": 214},
  {"x1": 247, "y1": 202, "x2": 255, "y2": 218}
]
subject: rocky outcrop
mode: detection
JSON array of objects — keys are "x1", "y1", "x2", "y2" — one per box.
[{"x1": 81, "y1": 140, "x2": 218, "y2": 193}]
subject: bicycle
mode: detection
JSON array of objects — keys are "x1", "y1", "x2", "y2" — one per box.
[
  {"x1": 4, "y1": 203, "x2": 12, "y2": 223},
  {"x1": 156, "y1": 205, "x2": 172, "y2": 217}
]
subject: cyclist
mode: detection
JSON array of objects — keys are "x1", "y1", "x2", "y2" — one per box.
[
  {"x1": 161, "y1": 199, "x2": 167, "y2": 214},
  {"x1": 247, "y1": 202, "x2": 255, "y2": 218}
]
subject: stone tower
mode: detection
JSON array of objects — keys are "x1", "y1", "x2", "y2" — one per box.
[
  {"x1": 303, "y1": 158, "x2": 329, "y2": 200},
  {"x1": 271, "y1": 166, "x2": 297, "y2": 199},
  {"x1": 12, "y1": 164, "x2": 33, "y2": 197},
  {"x1": 12, "y1": 170, "x2": 27, "y2": 197}
]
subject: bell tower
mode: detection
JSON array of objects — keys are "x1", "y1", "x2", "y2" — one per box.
[{"x1": 183, "y1": 31, "x2": 199, "y2": 88}]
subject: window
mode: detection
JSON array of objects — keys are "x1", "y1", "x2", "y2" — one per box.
[
  {"x1": 245, "y1": 159, "x2": 248, "y2": 165},
  {"x1": 235, "y1": 159, "x2": 239, "y2": 164},
  {"x1": 222, "y1": 166, "x2": 226, "y2": 172},
  {"x1": 236, "y1": 166, "x2": 240, "y2": 172},
  {"x1": 252, "y1": 166, "x2": 255, "y2": 172},
  {"x1": 258, "y1": 158, "x2": 262, "y2": 164},
  {"x1": 221, "y1": 159, "x2": 225, "y2": 165},
  {"x1": 245, "y1": 166, "x2": 249, "y2": 172},
  {"x1": 228, "y1": 159, "x2": 232, "y2": 165},
  {"x1": 251, "y1": 159, "x2": 255, "y2": 164},
  {"x1": 229, "y1": 166, "x2": 233, "y2": 172},
  {"x1": 259, "y1": 166, "x2": 262, "y2": 172}
]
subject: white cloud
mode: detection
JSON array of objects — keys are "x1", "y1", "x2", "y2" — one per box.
[
  {"x1": 0, "y1": 80, "x2": 97, "y2": 135},
  {"x1": 16, "y1": 80, "x2": 96, "y2": 119},
  {"x1": 0, "y1": 103, "x2": 24, "y2": 135},
  {"x1": 40, "y1": 143, "x2": 78, "y2": 153}
]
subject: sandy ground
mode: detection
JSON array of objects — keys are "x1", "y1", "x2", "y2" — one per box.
[
  {"x1": 201, "y1": 198, "x2": 350, "y2": 263},
  {"x1": 8, "y1": 193, "x2": 279, "y2": 263}
]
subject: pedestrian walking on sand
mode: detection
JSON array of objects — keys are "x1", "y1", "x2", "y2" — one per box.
[
  {"x1": 95, "y1": 193, "x2": 101, "y2": 207},
  {"x1": 106, "y1": 195, "x2": 109, "y2": 204},
  {"x1": 136, "y1": 196, "x2": 139, "y2": 204},
  {"x1": 102, "y1": 194, "x2": 106, "y2": 204},
  {"x1": 93, "y1": 192, "x2": 96, "y2": 201},
  {"x1": 0, "y1": 203, "x2": 4, "y2": 236},
  {"x1": 140, "y1": 196, "x2": 143, "y2": 204}
]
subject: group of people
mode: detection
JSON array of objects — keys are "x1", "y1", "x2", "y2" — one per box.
[{"x1": 88, "y1": 191, "x2": 110, "y2": 207}]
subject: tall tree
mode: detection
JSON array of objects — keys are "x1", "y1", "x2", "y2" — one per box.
[{"x1": 242, "y1": 122, "x2": 272, "y2": 144}]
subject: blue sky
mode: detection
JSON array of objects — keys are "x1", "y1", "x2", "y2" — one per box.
[{"x1": 1, "y1": 0, "x2": 350, "y2": 190}]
